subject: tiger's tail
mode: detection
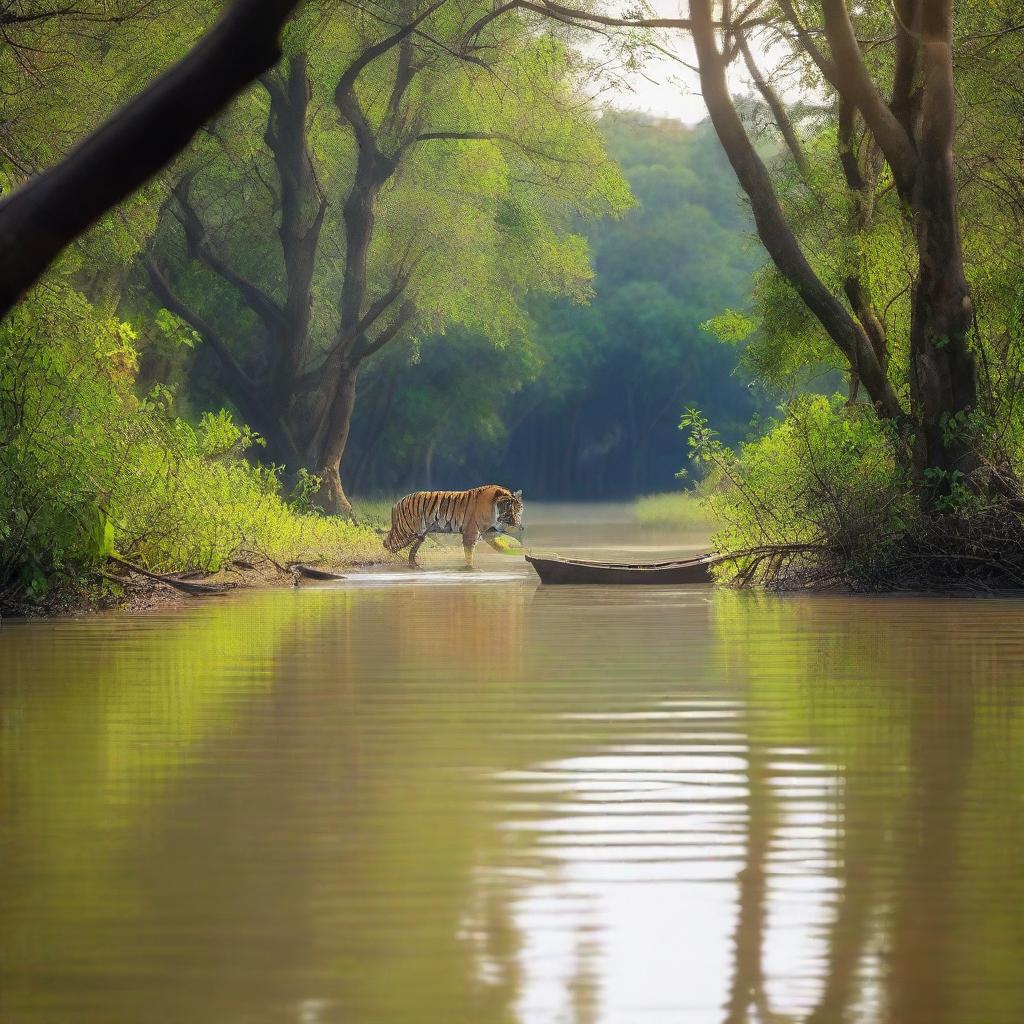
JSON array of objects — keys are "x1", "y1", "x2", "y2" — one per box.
[
  {"x1": 383, "y1": 494, "x2": 416, "y2": 552},
  {"x1": 383, "y1": 526, "x2": 406, "y2": 553}
]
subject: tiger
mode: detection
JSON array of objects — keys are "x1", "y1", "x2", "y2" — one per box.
[{"x1": 384, "y1": 485, "x2": 525, "y2": 568}]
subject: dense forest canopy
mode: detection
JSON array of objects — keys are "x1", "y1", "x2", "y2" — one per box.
[
  {"x1": 142, "y1": 1, "x2": 632, "y2": 514},
  {"x1": 309, "y1": 110, "x2": 765, "y2": 499}
]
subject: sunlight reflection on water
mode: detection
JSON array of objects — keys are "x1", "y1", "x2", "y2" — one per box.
[{"x1": 2, "y1": 504, "x2": 1024, "y2": 1023}]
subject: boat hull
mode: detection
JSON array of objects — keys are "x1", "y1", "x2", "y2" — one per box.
[{"x1": 526, "y1": 553, "x2": 716, "y2": 585}]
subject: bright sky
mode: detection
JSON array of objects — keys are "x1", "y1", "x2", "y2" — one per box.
[
  {"x1": 593, "y1": 1, "x2": 771, "y2": 124},
  {"x1": 612, "y1": 51, "x2": 708, "y2": 123},
  {"x1": 608, "y1": 9, "x2": 708, "y2": 123}
]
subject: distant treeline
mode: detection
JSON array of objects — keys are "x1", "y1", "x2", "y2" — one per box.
[{"x1": 344, "y1": 111, "x2": 764, "y2": 500}]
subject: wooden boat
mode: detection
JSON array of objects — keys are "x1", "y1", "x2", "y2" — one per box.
[{"x1": 526, "y1": 552, "x2": 718, "y2": 585}]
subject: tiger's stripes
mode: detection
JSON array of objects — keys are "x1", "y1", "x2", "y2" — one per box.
[{"x1": 384, "y1": 485, "x2": 524, "y2": 567}]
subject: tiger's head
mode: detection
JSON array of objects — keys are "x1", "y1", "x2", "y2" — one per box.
[{"x1": 497, "y1": 488, "x2": 525, "y2": 537}]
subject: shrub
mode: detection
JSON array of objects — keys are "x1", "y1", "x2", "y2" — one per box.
[
  {"x1": 0, "y1": 286, "x2": 383, "y2": 610},
  {"x1": 683, "y1": 398, "x2": 918, "y2": 587}
]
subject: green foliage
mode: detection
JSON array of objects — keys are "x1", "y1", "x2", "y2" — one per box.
[
  {"x1": 689, "y1": 2, "x2": 1024, "y2": 586},
  {"x1": 154, "y1": 308, "x2": 200, "y2": 350},
  {"x1": 702, "y1": 308, "x2": 758, "y2": 345},
  {"x1": 688, "y1": 396, "x2": 914, "y2": 581},
  {"x1": 156, "y1": 4, "x2": 631, "y2": 391},
  {"x1": 350, "y1": 112, "x2": 766, "y2": 496},
  {"x1": 0, "y1": 287, "x2": 381, "y2": 609}
]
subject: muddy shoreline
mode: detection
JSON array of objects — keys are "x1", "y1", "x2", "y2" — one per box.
[{"x1": 1, "y1": 556, "x2": 397, "y2": 620}]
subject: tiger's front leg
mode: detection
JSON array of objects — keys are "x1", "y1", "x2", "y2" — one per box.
[
  {"x1": 461, "y1": 526, "x2": 480, "y2": 569},
  {"x1": 408, "y1": 534, "x2": 427, "y2": 567}
]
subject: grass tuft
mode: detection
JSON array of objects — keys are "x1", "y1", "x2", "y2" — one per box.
[{"x1": 633, "y1": 491, "x2": 718, "y2": 530}]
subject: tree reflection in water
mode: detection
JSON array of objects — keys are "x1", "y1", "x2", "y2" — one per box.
[{"x1": 2, "y1": 582, "x2": 1024, "y2": 1023}]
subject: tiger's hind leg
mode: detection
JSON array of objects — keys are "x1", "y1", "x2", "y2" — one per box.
[{"x1": 408, "y1": 534, "x2": 427, "y2": 568}]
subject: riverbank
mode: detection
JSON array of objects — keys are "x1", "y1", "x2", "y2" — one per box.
[
  {"x1": 96, "y1": 554, "x2": 395, "y2": 616},
  {"x1": 4, "y1": 502, "x2": 716, "y2": 617},
  {"x1": 1, "y1": 510, "x2": 394, "y2": 619},
  {"x1": 3, "y1": 557, "x2": 397, "y2": 618}
]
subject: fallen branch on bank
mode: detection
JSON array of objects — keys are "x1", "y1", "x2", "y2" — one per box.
[
  {"x1": 108, "y1": 556, "x2": 238, "y2": 596},
  {"x1": 288, "y1": 562, "x2": 347, "y2": 581}
]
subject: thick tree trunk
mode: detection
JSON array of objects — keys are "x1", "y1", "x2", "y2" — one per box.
[
  {"x1": 909, "y1": 2, "x2": 978, "y2": 483},
  {"x1": 313, "y1": 366, "x2": 358, "y2": 516},
  {"x1": 689, "y1": 0, "x2": 902, "y2": 422},
  {"x1": 153, "y1": 51, "x2": 327, "y2": 475},
  {"x1": 0, "y1": 0, "x2": 301, "y2": 317},
  {"x1": 266, "y1": 54, "x2": 326, "y2": 413},
  {"x1": 837, "y1": 100, "x2": 888, "y2": 386},
  {"x1": 339, "y1": 173, "x2": 380, "y2": 338}
]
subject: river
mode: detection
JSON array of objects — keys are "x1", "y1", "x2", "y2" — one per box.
[{"x1": 2, "y1": 503, "x2": 1023, "y2": 1023}]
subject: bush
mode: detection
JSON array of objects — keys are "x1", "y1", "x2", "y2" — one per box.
[
  {"x1": 0, "y1": 286, "x2": 383, "y2": 610},
  {"x1": 683, "y1": 397, "x2": 918, "y2": 587}
]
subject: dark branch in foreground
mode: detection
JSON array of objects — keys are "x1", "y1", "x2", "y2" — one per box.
[{"x1": 0, "y1": 0, "x2": 303, "y2": 319}]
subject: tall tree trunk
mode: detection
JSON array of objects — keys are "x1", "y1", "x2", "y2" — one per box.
[
  {"x1": 305, "y1": 149, "x2": 391, "y2": 512},
  {"x1": 909, "y1": 1, "x2": 978, "y2": 484},
  {"x1": 151, "y1": 51, "x2": 324, "y2": 476},
  {"x1": 313, "y1": 366, "x2": 358, "y2": 516},
  {"x1": 265, "y1": 54, "x2": 326, "y2": 423},
  {"x1": 837, "y1": 99, "x2": 888, "y2": 387}
]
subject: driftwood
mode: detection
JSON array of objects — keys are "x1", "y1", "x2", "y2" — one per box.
[
  {"x1": 95, "y1": 569, "x2": 149, "y2": 592},
  {"x1": 109, "y1": 556, "x2": 237, "y2": 596},
  {"x1": 288, "y1": 562, "x2": 347, "y2": 581}
]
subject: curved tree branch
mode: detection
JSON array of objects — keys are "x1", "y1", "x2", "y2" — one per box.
[
  {"x1": 173, "y1": 178, "x2": 286, "y2": 334},
  {"x1": 354, "y1": 300, "x2": 415, "y2": 361},
  {"x1": 334, "y1": 0, "x2": 446, "y2": 157},
  {"x1": 819, "y1": 0, "x2": 917, "y2": 198},
  {"x1": 776, "y1": 0, "x2": 841, "y2": 88},
  {"x1": 0, "y1": 0, "x2": 303, "y2": 318},
  {"x1": 144, "y1": 256, "x2": 259, "y2": 400},
  {"x1": 736, "y1": 28, "x2": 810, "y2": 178},
  {"x1": 689, "y1": 0, "x2": 902, "y2": 421}
]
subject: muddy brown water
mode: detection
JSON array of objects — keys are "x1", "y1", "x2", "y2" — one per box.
[{"x1": 2, "y1": 503, "x2": 1024, "y2": 1023}]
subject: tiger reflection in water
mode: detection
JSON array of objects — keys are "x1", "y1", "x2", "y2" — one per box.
[{"x1": 384, "y1": 485, "x2": 525, "y2": 568}]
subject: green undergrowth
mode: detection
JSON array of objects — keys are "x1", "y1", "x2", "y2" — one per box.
[
  {"x1": 0, "y1": 287, "x2": 385, "y2": 614},
  {"x1": 681, "y1": 398, "x2": 919, "y2": 588},
  {"x1": 350, "y1": 497, "x2": 395, "y2": 530}
]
